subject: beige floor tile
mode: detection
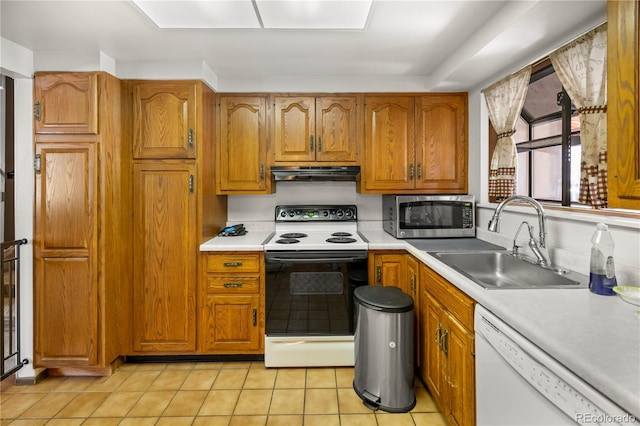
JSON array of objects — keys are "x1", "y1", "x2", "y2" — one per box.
[
  {"x1": 268, "y1": 389, "x2": 304, "y2": 415},
  {"x1": 181, "y1": 368, "x2": 218, "y2": 390},
  {"x1": 156, "y1": 416, "x2": 195, "y2": 425},
  {"x1": 19, "y1": 392, "x2": 77, "y2": 418},
  {"x1": 411, "y1": 385, "x2": 438, "y2": 412},
  {"x1": 266, "y1": 414, "x2": 303, "y2": 426},
  {"x1": 90, "y1": 391, "x2": 143, "y2": 417},
  {"x1": 335, "y1": 367, "x2": 355, "y2": 388},
  {"x1": 211, "y1": 369, "x2": 248, "y2": 389},
  {"x1": 24, "y1": 377, "x2": 68, "y2": 392},
  {"x1": 49, "y1": 376, "x2": 96, "y2": 391},
  {"x1": 119, "y1": 418, "x2": 159, "y2": 426},
  {"x1": 305, "y1": 368, "x2": 336, "y2": 388},
  {"x1": 116, "y1": 371, "x2": 161, "y2": 392},
  {"x1": 134, "y1": 363, "x2": 169, "y2": 371},
  {"x1": 411, "y1": 412, "x2": 448, "y2": 426},
  {"x1": 163, "y1": 390, "x2": 208, "y2": 417},
  {"x1": 165, "y1": 362, "x2": 197, "y2": 370},
  {"x1": 304, "y1": 388, "x2": 338, "y2": 414},
  {"x1": 376, "y1": 412, "x2": 415, "y2": 426},
  {"x1": 340, "y1": 413, "x2": 378, "y2": 426},
  {"x1": 229, "y1": 415, "x2": 267, "y2": 426},
  {"x1": 192, "y1": 362, "x2": 224, "y2": 370},
  {"x1": 2, "y1": 419, "x2": 48, "y2": 425},
  {"x1": 127, "y1": 390, "x2": 175, "y2": 417},
  {"x1": 220, "y1": 362, "x2": 252, "y2": 370},
  {"x1": 193, "y1": 415, "x2": 232, "y2": 425},
  {"x1": 84, "y1": 371, "x2": 132, "y2": 392},
  {"x1": 198, "y1": 390, "x2": 241, "y2": 416},
  {"x1": 337, "y1": 388, "x2": 374, "y2": 414},
  {"x1": 45, "y1": 418, "x2": 84, "y2": 426},
  {"x1": 233, "y1": 389, "x2": 273, "y2": 415},
  {"x1": 149, "y1": 369, "x2": 190, "y2": 390},
  {"x1": 81, "y1": 418, "x2": 122, "y2": 426},
  {"x1": 244, "y1": 368, "x2": 277, "y2": 389},
  {"x1": 54, "y1": 392, "x2": 109, "y2": 418},
  {"x1": 303, "y1": 414, "x2": 340, "y2": 426},
  {"x1": 0, "y1": 393, "x2": 45, "y2": 419},
  {"x1": 274, "y1": 368, "x2": 306, "y2": 389}
]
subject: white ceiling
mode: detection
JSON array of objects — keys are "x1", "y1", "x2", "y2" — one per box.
[{"x1": 0, "y1": 0, "x2": 607, "y2": 92}]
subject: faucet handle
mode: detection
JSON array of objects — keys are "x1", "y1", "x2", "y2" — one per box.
[{"x1": 513, "y1": 221, "x2": 532, "y2": 256}]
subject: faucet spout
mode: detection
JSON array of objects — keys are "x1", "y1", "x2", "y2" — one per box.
[{"x1": 488, "y1": 195, "x2": 551, "y2": 266}]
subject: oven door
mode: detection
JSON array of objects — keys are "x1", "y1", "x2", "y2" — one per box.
[{"x1": 264, "y1": 250, "x2": 367, "y2": 367}]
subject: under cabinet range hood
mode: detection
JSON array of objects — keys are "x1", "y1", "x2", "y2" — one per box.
[{"x1": 271, "y1": 166, "x2": 360, "y2": 182}]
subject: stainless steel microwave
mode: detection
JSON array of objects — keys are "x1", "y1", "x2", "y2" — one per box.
[{"x1": 382, "y1": 195, "x2": 475, "y2": 238}]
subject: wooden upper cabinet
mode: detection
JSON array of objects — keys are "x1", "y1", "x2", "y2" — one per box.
[
  {"x1": 132, "y1": 82, "x2": 197, "y2": 159},
  {"x1": 34, "y1": 72, "x2": 98, "y2": 134},
  {"x1": 316, "y1": 96, "x2": 358, "y2": 162},
  {"x1": 416, "y1": 94, "x2": 468, "y2": 192},
  {"x1": 608, "y1": 0, "x2": 640, "y2": 209},
  {"x1": 273, "y1": 95, "x2": 358, "y2": 163},
  {"x1": 362, "y1": 94, "x2": 468, "y2": 194},
  {"x1": 217, "y1": 96, "x2": 269, "y2": 193},
  {"x1": 363, "y1": 96, "x2": 415, "y2": 191}
]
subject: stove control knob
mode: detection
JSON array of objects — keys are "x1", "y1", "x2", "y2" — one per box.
[
  {"x1": 345, "y1": 210, "x2": 353, "y2": 218},
  {"x1": 336, "y1": 210, "x2": 344, "y2": 217},
  {"x1": 280, "y1": 211, "x2": 287, "y2": 218},
  {"x1": 289, "y1": 211, "x2": 295, "y2": 217},
  {"x1": 323, "y1": 211, "x2": 329, "y2": 217}
]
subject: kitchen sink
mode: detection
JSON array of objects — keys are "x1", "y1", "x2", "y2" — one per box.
[{"x1": 432, "y1": 251, "x2": 588, "y2": 289}]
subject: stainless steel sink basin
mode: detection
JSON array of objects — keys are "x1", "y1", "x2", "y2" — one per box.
[{"x1": 432, "y1": 251, "x2": 588, "y2": 289}]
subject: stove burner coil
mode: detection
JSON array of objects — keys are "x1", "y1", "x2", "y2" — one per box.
[
  {"x1": 275, "y1": 238, "x2": 300, "y2": 244},
  {"x1": 331, "y1": 232, "x2": 352, "y2": 237},
  {"x1": 326, "y1": 237, "x2": 357, "y2": 244},
  {"x1": 280, "y1": 233, "x2": 308, "y2": 239}
]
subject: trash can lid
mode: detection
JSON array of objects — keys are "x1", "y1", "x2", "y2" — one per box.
[{"x1": 354, "y1": 286, "x2": 414, "y2": 312}]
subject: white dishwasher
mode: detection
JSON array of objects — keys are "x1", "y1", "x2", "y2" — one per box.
[{"x1": 475, "y1": 305, "x2": 637, "y2": 426}]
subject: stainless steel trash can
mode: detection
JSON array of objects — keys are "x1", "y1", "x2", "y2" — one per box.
[{"x1": 353, "y1": 285, "x2": 415, "y2": 412}]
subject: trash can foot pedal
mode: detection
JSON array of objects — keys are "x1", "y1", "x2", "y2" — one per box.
[{"x1": 362, "y1": 390, "x2": 380, "y2": 411}]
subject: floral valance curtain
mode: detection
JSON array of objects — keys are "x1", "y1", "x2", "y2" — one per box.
[
  {"x1": 549, "y1": 23, "x2": 608, "y2": 208},
  {"x1": 484, "y1": 66, "x2": 532, "y2": 199}
]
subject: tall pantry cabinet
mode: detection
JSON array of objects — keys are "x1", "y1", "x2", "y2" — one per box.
[
  {"x1": 124, "y1": 80, "x2": 225, "y2": 354},
  {"x1": 33, "y1": 72, "x2": 129, "y2": 373}
]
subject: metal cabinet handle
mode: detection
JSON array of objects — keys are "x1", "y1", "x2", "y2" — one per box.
[
  {"x1": 223, "y1": 261, "x2": 243, "y2": 267},
  {"x1": 310, "y1": 135, "x2": 314, "y2": 151},
  {"x1": 34, "y1": 101, "x2": 41, "y2": 121},
  {"x1": 441, "y1": 329, "x2": 449, "y2": 357},
  {"x1": 188, "y1": 128, "x2": 195, "y2": 148},
  {"x1": 409, "y1": 164, "x2": 415, "y2": 180},
  {"x1": 317, "y1": 136, "x2": 322, "y2": 152},
  {"x1": 223, "y1": 282, "x2": 243, "y2": 288},
  {"x1": 260, "y1": 164, "x2": 265, "y2": 181},
  {"x1": 376, "y1": 265, "x2": 382, "y2": 285},
  {"x1": 34, "y1": 154, "x2": 41, "y2": 174},
  {"x1": 417, "y1": 163, "x2": 422, "y2": 179},
  {"x1": 252, "y1": 308, "x2": 257, "y2": 326}
]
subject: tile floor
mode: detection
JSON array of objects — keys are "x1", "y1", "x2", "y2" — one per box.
[{"x1": 0, "y1": 361, "x2": 445, "y2": 425}]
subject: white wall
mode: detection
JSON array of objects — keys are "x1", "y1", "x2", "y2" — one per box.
[{"x1": 1, "y1": 37, "x2": 36, "y2": 380}]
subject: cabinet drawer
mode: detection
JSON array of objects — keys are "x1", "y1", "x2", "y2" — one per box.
[
  {"x1": 206, "y1": 253, "x2": 261, "y2": 273},
  {"x1": 206, "y1": 275, "x2": 260, "y2": 293},
  {"x1": 423, "y1": 265, "x2": 475, "y2": 330}
]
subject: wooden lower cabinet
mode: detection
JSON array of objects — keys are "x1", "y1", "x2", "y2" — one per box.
[
  {"x1": 201, "y1": 252, "x2": 264, "y2": 354},
  {"x1": 131, "y1": 161, "x2": 197, "y2": 353},
  {"x1": 420, "y1": 264, "x2": 475, "y2": 426}
]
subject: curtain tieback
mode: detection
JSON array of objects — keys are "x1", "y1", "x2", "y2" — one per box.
[
  {"x1": 496, "y1": 130, "x2": 516, "y2": 139},
  {"x1": 578, "y1": 105, "x2": 607, "y2": 114}
]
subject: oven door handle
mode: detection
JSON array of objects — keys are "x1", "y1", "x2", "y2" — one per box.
[{"x1": 267, "y1": 256, "x2": 366, "y2": 263}]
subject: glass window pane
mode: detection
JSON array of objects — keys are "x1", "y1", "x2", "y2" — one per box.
[
  {"x1": 516, "y1": 152, "x2": 530, "y2": 196},
  {"x1": 571, "y1": 144, "x2": 581, "y2": 202},
  {"x1": 531, "y1": 146, "x2": 562, "y2": 200},
  {"x1": 514, "y1": 116, "x2": 529, "y2": 143},
  {"x1": 532, "y1": 119, "x2": 562, "y2": 139}
]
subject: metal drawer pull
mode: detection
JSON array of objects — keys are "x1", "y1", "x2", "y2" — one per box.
[
  {"x1": 223, "y1": 282, "x2": 243, "y2": 288},
  {"x1": 223, "y1": 261, "x2": 243, "y2": 267}
]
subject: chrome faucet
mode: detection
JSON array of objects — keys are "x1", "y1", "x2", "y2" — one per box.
[{"x1": 488, "y1": 195, "x2": 551, "y2": 267}]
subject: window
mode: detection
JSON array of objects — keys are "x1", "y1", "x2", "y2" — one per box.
[{"x1": 513, "y1": 63, "x2": 582, "y2": 207}]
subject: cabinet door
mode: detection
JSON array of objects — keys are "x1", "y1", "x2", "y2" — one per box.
[
  {"x1": 316, "y1": 96, "x2": 358, "y2": 162},
  {"x1": 363, "y1": 96, "x2": 415, "y2": 190},
  {"x1": 422, "y1": 292, "x2": 445, "y2": 403},
  {"x1": 274, "y1": 96, "x2": 315, "y2": 162},
  {"x1": 608, "y1": 0, "x2": 640, "y2": 208},
  {"x1": 34, "y1": 72, "x2": 98, "y2": 134},
  {"x1": 444, "y1": 313, "x2": 475, "y2": 426},
  {"x1": 203, "y1": 294, "x2": 261, "y2": 352},
  {"x1": 133, "y1": 82, "x2": 197, "y2": 159},
  {"x1": 132, "y1": 161, "x2": 197, "y2": 352},
  {"x1": 371, "y1": 253, "x2": 404, "y2": 287},
  {"x1": 34, "y1": 143, "x2": 98, "y2": 366},
  {"x1": 218, "y1": 96, "x2": 268, "y2": 192},
  {"x1": 415, "y1": 94, "x2": 468, "y2": 193}
]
